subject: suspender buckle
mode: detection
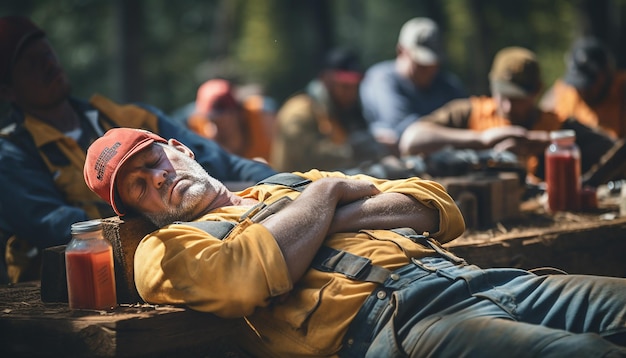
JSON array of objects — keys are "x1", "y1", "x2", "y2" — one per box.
[{"x1": 312, "y1": 246, "x2": 392, "y2": 284}]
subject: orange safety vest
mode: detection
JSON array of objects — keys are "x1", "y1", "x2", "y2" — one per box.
[
  {"x1": 551, "y1": 73, "x2": 626, "y2": 139},
  {"x1": 468, "y1": 96, "x2": 562, "y2": 179},
  {"x1": 468, "y1": 96, "x2": 561, "y2": 131}
]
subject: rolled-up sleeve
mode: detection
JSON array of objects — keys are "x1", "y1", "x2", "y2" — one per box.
[{"x1": 364, "y1": 175, "x2": 465, "y2": 244}]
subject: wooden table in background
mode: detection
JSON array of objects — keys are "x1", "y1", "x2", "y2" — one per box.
[{"x1": 448, "y1": 212, "x2": 626, "y2": 277}]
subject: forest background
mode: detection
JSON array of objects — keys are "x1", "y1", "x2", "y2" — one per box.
[{"x1": 1, "y1": 0, "x2": 625, "y2": 118}]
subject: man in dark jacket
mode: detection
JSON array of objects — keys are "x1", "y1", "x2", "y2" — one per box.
[{"x1": 0, "y1": 16, "x2": 275, "y2": 283}]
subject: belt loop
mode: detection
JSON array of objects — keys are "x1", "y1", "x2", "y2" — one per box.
[{"x1": 411, "y1": 257, "x2": 437, "y2": 272}]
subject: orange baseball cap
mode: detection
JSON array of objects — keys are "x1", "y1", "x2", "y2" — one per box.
[
  {"x1": 195, "y1": 79, "x2": 238, "y2": 115},
  {"x1": 84, "y1": 128, "x2": 167, "y2": 216}
]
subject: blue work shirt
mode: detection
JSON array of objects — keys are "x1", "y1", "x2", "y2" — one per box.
[{"x1": 360, "y1": 60, "x2": 467, "y2": 144}]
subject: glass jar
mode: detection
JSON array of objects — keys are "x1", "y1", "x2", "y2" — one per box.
[
  {"x1": 545, "y1": 130, "x2": 581, "y2": 212},
  {"x1": 65, "y1": 219, "x2": 117, "y2": 309}
]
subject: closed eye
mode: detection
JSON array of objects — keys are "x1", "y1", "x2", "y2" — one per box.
[
  {"x1": 132, "y1": 177, "x2": 147, "y2": 204},
  {"x1": 146, "y1": 152, "x2": 164, "y2": 168}
]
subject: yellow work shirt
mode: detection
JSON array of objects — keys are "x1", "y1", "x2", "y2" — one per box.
[
  {"x1": 21, "y1": 94, "x2": 159, "y2": 219},
  {"x1": 134, "y1": 170, "x2": 465, "y2": 357}
]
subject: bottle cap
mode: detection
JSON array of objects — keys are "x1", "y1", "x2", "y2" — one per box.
[
  {"x1": 71, "y1": 219, "x2": 103, "y2": 234},
  {"x1": 549, "y1": 129, "x2": 576, "y2": 141}
]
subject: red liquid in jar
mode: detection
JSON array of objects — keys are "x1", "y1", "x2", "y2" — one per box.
[
  {"x1": 545, "y1": 152, "x2": 581, "y2": 212},
  {"x1": 66, "y1": 247, "x2": 117, "y2": 309}
]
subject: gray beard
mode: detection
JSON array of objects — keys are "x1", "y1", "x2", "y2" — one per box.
[{"x1": 143, "y1": 151, "x2": 216, "y2": 227}]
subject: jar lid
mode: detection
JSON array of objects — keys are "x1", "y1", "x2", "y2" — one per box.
[
  {"x1": 549, "y1": 129, "x2": 576, "y2": 140},
  {"x1": 71, "y1": 219, "x2": 103, "y2": 234}
]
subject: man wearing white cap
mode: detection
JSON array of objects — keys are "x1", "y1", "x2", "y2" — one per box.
[{"x1": 360, "y1": 17, "x2": 467, "y2": 154}]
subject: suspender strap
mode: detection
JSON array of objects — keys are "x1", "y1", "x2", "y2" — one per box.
[
  {"x1": 173, "y1": 221, "x2": 236, "y2": 239},
  {"x1": 173, "y1": 220, "x2": 393, "y2": 284},
  {"x1": 311, "y1": 246, "x2": 392, "y2": 284},
  {"x1": 391, "y1": 228, "x2": 466, "y2": 264},
  {"x1": 255, "y1": 173, "x2": 312, "y2": 192},
  {"x1": 248, "y1": 197, "x2": 293, "y2": 223}
]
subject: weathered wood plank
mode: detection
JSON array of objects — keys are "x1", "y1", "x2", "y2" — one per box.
[
  {"x1": 0, "y1": 284, "x2": 257, "y2": 357},
  {"x1": 447, "y1": 215, "x2": 626, "y2": 277}
]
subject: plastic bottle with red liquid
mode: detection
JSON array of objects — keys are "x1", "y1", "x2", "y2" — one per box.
[
  {"x1": 545, "y1": 129, "x2": 581, "y2": 212},
  {"x1": 65, "y1": 220, "x2": 117, "y2": 310}
]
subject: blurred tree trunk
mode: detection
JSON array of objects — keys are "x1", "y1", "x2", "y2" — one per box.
[
  {"x1": 308, "y1": 0, "x2": 333, "y2": 68},
  {"x1": 467, "y1": 0, "x2": 492, "y2": 95},
  {"x1": 210, "y1": 0, "x2": 237, "y2": 60},
  {"x1": 576, "y1": 0, "x2": 624, "y2": 67},
  {"x1": 579, "y1": 0, "x2": 611, "y2": 39},
  {"x1": 423, "y1": 0, "x2": 446, "y2": 28},
  {"x1": 115, "y1": 0, "x2": 144, "y2": 102}
]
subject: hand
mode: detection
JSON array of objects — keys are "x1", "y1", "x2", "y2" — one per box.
[
  {"x1": 493, "y1": 130, "x2": 550, "y2": 156},
  {"x1": 480, "y1": 126, "x2": 529, "y2": 148}
]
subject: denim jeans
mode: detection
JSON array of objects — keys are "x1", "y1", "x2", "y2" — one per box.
[{"x1": 339, "y1": 257, "x2": 626, "y2": 358}]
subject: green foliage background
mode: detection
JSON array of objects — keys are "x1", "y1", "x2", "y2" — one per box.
[{"x1": 1, "y1": 0, "x2": 624, "y2": 116}]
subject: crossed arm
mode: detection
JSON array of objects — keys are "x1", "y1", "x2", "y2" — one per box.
[{"x1": 260, "y1": 177, "x2": 440, "y2": 283}]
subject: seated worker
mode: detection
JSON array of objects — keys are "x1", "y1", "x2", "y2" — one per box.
[
  {"x1": 84, "y1": 127, "x2": 626, "y2": 357},
  {"x1": 0, "y1": 16, "x2": 276, "y2": 283},
  {"x1": 187, "y1": 78, "x2": 276, "y2": 163},
  {"x1": 540, "y1": 36, "x2": 626, "y2": 139},
  {"x1": 399, "y1": 47, "x2": 562, "y2": 183},
  {"x1": 271, "y1": 47, "x2": 387, "y2": 172},
  {"x1": 360, "y1": 17, "x2": 467, "y2": 155}
]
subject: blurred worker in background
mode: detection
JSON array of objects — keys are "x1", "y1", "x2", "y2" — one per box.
[
  {"x1": 541, "y1": 36, "x2": 626, "y2": 139},
  {"x1": 188, "y1": 79, "x2": 276, "y2": 163},
  {"x1": 271, "y1": 47, "x2": 387, "y2": 172},
  {"x1": 399, "y1": 47, "x2": 562, "y2": 183},
  {"x1": 360, "y1": 17, "x2": 467, "y2": 155}
]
